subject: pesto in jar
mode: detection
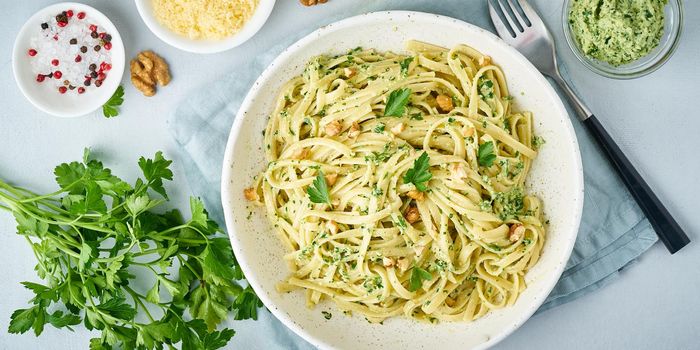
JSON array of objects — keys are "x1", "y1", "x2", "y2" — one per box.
[{"x1": 568, "y1": 0, "x2": 668, "y2": 66}]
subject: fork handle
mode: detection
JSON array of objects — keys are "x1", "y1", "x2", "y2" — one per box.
[{"x1": 583, "y1": 114, "x2": 690, "y2": 253}]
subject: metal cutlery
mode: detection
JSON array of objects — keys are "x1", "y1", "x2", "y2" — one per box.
[{"x1": 487, "y1": 0, "x2": 690, "y2": 253}]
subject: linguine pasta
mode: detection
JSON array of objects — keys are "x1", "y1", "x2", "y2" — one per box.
[{"x1": 245, "y1": 40, "x2": 546, "y2": 323}]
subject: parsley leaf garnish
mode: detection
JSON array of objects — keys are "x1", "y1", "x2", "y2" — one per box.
[
  {"x1": 0, "y1": 149, "x2": 259, "y2": 349},
  {"x1": 408, "y1": 266, "x2": 433, "y2": 292},
  {"x1": 102, "y1": 85, "x2": 124, "y2": 118},
  {"x1": 403, "y1": 152, "x2": 432, "y2": 192},
  {"x1": 384, "y1": 88, "x2": 411, "y2": 117},
  {"x1": 409, "y1": 113, "x2": 423, "y2": 120},
  {"x1": 532, "y1": 135, "x2": 546, "y2": 150},
  {"x1": 307, "y1": 170, "x2": 331, "y2": 204},
  {"x1": 373, "y1": 123, "x2": 385, "y2": 133},
  {"x1": 478, "y1": 141, "x2": 497, "y2": 167},
  {"x1": 399, "y1": 57, "x2": 414, "y2": 77}
]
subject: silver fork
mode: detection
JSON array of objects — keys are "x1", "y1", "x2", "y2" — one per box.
[{"x1": 488, "y1": 0, "x2": 689, "y2": 254}]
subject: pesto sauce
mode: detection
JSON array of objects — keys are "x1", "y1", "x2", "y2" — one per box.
[{"x1": 569, "y1": 0, "x2": 668, "y2": 66}]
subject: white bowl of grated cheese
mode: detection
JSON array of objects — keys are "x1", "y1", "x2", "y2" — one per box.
[{"x1": 135, "y1": 0, "x2": 276, "y2": 54}]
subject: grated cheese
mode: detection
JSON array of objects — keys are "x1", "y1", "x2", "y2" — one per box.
[{"x1": 152, "y1": 0, "x2": 259, "y2": 40}]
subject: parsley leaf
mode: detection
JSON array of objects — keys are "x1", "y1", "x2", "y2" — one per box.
[
  {"x1": 202, "y1": 329, "x2": 236, "y2": 350},
  {"x1": 373, "y1": 123, "x2": 385, "y2": 133},
  {"x1": 409, "y1": 112, "x2": 423, "y2": 120},
  {"x1": 232, "y1": 285, "x2": 263, "y2": 320},
  {"x1": 138, "y1": 151, "x2": 173, "y2": 199},
  {"x1": 0, "y1": 150, "x2": 258, "y2": 349},
  {"x1": 102, "y1": 85, "x2": 124, "y2": 118},
  {"x1": 399, "y1": 57, "x2": 414, "y2": 77},
  {"x1": 532, "y1": 135, "x2": 546, "y2": 150},
  {"x1": 307, "y1": 171, "x2": 331, "y2": 204},
  {"x1": 403, "y1": 152, "x2": 432, "y2": 192},
  {"x1": 478, "y1": 141, "x2": 497, "y2": 167},
  {"x1": 408, "y1": 266, "x2": 433, "y2": 292},
  {"x1": 384, "y1": 88, "x2": 411, "y2": 117}
]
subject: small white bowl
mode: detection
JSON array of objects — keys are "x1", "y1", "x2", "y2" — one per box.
[
  {"x1": 134, "y1": 0, "x2": 276, "y2": 54},
  {"x1": 12, "y1": 2, "x2": 125, "y2": 118}
]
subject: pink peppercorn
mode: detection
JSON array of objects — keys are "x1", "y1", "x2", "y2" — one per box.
[
  {"x1": 104, "y1": 42, "x2": 112, "y2": 50},
  {"x1": 53, "y1": 71, "x2": 62, "y2": 79},
  {"x1": 99, "y1": 32, "x2": 106, "y2": 39},
  {"x1": 98, "y1": 72, "x2": 106, "y2": 81},
  {"x1": 66, "y1": 10, "x2": 73, "y2": 17},
  {"x1": 89, "y1": 24, "x2": 97, "y2": 32},
  {"x1": 28, "y1": 49, "x2": 37, "y2": 56},
  {"x1": 58, "y1": 86, "x2": 67, "y2": 94},
  {"x1": 75, "y1": 55, "x2": 82, "y2": 63},
  {"x1": 51, "y1": 59, "x2": 59, "y2": 66},
  {"x1": 57, "y1": 21, "x2": 67, "y2": 28},
  {"x1": 77, "y1": 12, "x2": 85, "y2": 19},
  {"x1": 78, "y1": 87, "x2": 85, "y2": 94},
  {"x1": 36, "y1": 74, "x2": 45, "y2": 82}
]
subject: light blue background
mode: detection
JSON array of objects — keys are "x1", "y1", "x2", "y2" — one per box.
[{"x1": 0, "y1": 1, "x2": 698, "y2": 349}]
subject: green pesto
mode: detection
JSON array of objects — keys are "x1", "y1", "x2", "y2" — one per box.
[{"x1": 569, "y1": 0, "x2": 668, "y2": 66}]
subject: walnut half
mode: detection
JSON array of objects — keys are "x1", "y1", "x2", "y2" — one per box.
[
  {"x1": 300, "y1": 0, "x2": 328, "y2": 5},
  {"x1": 130, "y1": 50, "x2": 170, "y2": 97}
]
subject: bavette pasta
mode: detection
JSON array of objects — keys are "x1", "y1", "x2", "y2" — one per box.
[{"x1": 244, "y1": 40, "x2": 547, "y2": 323}]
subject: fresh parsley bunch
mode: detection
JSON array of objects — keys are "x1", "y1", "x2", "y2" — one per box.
[{"x1": 0, "y1": 149, "x2": 261, "y2": 349}]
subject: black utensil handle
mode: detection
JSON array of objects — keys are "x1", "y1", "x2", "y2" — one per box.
[{"x1": 583, "y1": 115, "x2": 690, "y2": 254}]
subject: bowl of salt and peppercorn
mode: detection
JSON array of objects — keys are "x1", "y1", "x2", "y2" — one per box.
[{"x1": 12, "y1": 2, "x2": 125, "y2": 117}]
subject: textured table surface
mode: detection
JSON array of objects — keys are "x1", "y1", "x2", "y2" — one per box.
[{"x1": 0, "y1": 1, "x2": 698, "y2": 349}]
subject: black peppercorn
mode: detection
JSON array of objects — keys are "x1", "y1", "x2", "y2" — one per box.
[
  {"x1": 69, "y1": 38, "x2": 77, "y2": 45},
  {"x1": 90, "y1": 71, "x2": 98, "y2": 78},
  {"x1": 80, "y1": 46, "x2": 87, "y2": 53},
  {"x1": 84, "y1": 79, "x2": 91, "y2": 86},
  {"x1": 91, "y1": 31, "x2": 98, "y2": 38},
  {"x1": 104, "y1": 34, "x2": 112, "y2": 42},
  {"x1": 68, "y1": 85, "x2": 75, "y2": 90},
  {"x1": 41, "y1": 22, "x2": 48, "y2": 30},
  {"x1": 94, "y1": 45, "x2": 101, "y2": 52},
  {"x1": 89, "y1": 63, "x2": 97, "y2": 71}
]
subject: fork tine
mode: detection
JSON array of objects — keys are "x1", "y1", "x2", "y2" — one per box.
[
  {"x1": 516, "y1": 0, "x2": 541, "y2": 27},
  {"x1": 496, "y1": 0, "x2": 524, "y2": 33},
  {"x1": 507, "y1": 0, "x2": 532, "y2": 27},
  {"x1": 488, "y1": 0, "x2": 516, "y2": 38}
]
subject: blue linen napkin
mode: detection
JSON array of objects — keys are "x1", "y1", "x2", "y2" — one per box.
[{"x1": 168, "y1": 0, "x2": 657, "y2": 347}]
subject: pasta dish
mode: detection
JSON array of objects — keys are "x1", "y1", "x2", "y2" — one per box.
[{"x1": 244, "y1": 40, "x2": 546, "y2": 323}]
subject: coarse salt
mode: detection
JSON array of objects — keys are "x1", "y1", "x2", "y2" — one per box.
[{"x1": 28, "y1": 9, "x2": 113, "y2": 94}]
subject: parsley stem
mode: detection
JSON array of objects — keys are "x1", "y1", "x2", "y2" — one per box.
[
  {"x1": 17, "y1": 188, "x2": 68, "y2": 203},
  {"x1": 50, "y1": 238, "x2": 81, "y2": 259},
  {"x1": 178, "y1": 255, "x2": 203, "y2": 280},
  {"x1": 124, "y1": 286, "x2": 156, "y2": 323},
  {"x1": 26, "y1": 236, "x2": 51, "y2": 277}
]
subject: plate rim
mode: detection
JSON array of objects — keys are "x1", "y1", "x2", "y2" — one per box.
[{"x1": 221, "y1": 10, "x2": 584, "y2": 350}]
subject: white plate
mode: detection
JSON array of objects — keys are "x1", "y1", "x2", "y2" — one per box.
[
  {"x1": 221, "y1": 11, "x2": 584, "y2": 350},
  {"x1": 134, "y1": 0, "x2": 275, "y2": 54},
  {"x1": 12, "y1": 2, "x2": 125, "y2": 118}
]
